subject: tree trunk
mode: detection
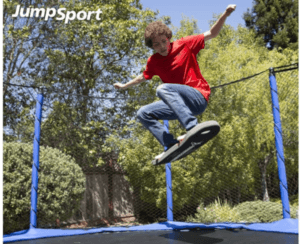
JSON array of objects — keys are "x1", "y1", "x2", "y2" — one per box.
[{"x1": 258, "y1": 152, "x2": 273, "y2": 202}]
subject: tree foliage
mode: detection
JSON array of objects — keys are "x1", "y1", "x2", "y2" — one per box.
[
  {"x1": 3, "y1": 0, "x2": 69, "y2": 134},
  {"x1": 243, "y1": 0, "x2": 298, "y2": 50},
  {"x1": 197, "y1": 18, "x2": 298, "y2": 203},
  {"x1": 3, "y1": 0, "x2": 160, "y2": 167}
]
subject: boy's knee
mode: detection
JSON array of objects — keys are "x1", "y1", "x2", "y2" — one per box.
[{"x1": 137, "y1": 106, "x2": 158, "y2": 121}]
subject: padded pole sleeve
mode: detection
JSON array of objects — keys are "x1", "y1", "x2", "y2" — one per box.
[
  {"x1": 164, "y1": 120, "x2": 173, "y2": 221},
  {"x1": 30, "y1": 93, "x2": 44, "y2": 228},
  {"x1": 269, "y1": 68, "x2": 290, "y2": 219}
]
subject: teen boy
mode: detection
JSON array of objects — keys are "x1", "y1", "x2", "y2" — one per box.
[{"x1": 114, "y1": 4, "x2": 236, "y2": 159}]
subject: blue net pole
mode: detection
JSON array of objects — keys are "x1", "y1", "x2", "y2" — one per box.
[
  {"x1": 163, "y1": 120, "x2": 173, "y2": 221},
  {"x1": 269, "y1": 68, "x2": 290, "y2": 219},
  {"x1": 30, "y1": 92, "x2": 44, "y2": 229}
]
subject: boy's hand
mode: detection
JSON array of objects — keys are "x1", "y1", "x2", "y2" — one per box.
[
  {"x1": 114, "y1": 82, "x2": 127, "y2": 90},
  {"x1": 225, "y1": 4, "x2": 236, "y2": 17}
]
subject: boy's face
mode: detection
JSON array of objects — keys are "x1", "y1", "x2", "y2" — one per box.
[{"x1": 152, "y1": 35, "x2": 171, "y2": 56}]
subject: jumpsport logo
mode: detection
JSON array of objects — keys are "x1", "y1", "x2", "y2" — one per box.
[{"x1": 12, "y1": 5, "x2": 102, "y2": 23}]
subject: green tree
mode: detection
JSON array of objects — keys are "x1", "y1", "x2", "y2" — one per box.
[
  {"x1": 3, "y1": 0, "x2": 63, "y2": 140},
  {"x1": 38, "y1": 0, "x2": 160, "y2": 168},
  {"x1": 4, "y1": 0, "x2": 160, "y2": 167},
  {"x1": 243, "y1": 0, "x2": 298, "y2": 50},
  {"x1": 196, "y1": 19, "x2": 298, "y2": 204}
]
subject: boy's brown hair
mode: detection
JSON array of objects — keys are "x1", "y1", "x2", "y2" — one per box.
[{"x1": 144, "y1": 21, "x2": 172, "y2": 49}]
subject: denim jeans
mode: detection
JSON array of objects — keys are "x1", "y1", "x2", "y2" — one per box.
[{"x1": 137, "y1": 83, "x2": 208, "y2": 148}]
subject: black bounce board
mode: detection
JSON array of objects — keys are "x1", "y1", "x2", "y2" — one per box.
[{"x1": 152, "y1": 121, "x2": 220, "y2": 166}]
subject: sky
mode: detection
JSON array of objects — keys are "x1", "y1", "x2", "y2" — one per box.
[{"x1": 139, "y1": 0, "x2": 255, "y2": 32}]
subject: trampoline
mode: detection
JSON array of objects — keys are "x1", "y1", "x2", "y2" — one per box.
[
  {"x1": 7, "y1": 229, "x2": 299, "y2": 244},
  {"x1": 4, "y1": 219, "x2": 298, "y2": 243}
]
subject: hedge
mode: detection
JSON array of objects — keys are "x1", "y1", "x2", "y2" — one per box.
[{"x1": 4, "y1": 142, "x2": 86, "y2": 234}]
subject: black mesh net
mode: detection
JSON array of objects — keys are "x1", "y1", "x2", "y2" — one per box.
[{"x1": 170, "y1": 67, "x2": 298, "y2": 224}]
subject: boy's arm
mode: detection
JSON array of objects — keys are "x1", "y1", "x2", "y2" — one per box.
[
  {"x1": 114, "y1": 74, "x2": 147, "y2": 90},
  {"x1": 204, "y1": 4, "x2": 236, "y2": 42}
]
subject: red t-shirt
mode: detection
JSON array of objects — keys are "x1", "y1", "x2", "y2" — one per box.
[{"x1": 143, "y1": 34, "x2": 210, "y2": 101}]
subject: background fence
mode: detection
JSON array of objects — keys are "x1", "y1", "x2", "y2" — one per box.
[{"x1": 3, "y1": 64, "x2": 298, "y2": 234}]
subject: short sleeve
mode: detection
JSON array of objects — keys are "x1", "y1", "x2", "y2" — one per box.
[
  {"x1": 179, "y1": 34, "x2": 205, "y2": 55},
  {"x1": 143, "y1": 56, "x2": 156, "y2": 80}
]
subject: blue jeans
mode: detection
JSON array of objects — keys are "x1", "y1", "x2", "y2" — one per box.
[{"x1": 137, "y1": 84, "x2": 208, "y2": 148}]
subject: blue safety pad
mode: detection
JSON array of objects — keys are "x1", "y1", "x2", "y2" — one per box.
[{"x1": 4, "y1": 219, "x2": 298, "y2": 243}]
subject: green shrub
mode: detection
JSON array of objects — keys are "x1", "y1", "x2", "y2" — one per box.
[
  {"x1": 186, "y1": 198, "x2": 241, "y2": 224},
  {"x1": 235, "y1": 200, "x2": 298, "y2": 222},
  {"x1": 187, "y1": 199, "x2": 298, "y2": 224},
  {"x1": 3, "y1": 142, "x2": 86, "y2": 234}
]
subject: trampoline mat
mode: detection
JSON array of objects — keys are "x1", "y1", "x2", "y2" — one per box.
[{"x1": 10, "y1": 229, "x2": 298, "y2": 244}]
